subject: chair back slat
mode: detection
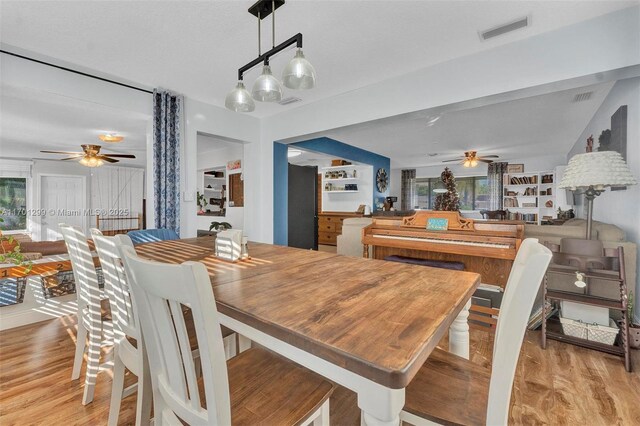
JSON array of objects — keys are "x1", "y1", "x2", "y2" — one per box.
[
  {"x1": 90, "y1": 229, "x2": 138, "y2": 339},
  {"x1": 487, "y1": 238, "x2": 552, "y2": 425},
  {"x1": 119, "y1": 245, "x2": 231, "y2": 425},
  {"x1": 59, "y1": 224, "x2": 102, "y2": 322}
]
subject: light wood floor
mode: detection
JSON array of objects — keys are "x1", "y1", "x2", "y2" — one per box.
[{"x1": 1, "y1": 316, "x2": 639, "y2": 425}]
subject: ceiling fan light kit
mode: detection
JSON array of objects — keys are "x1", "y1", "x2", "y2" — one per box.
[
  {"x1": 225, "y1": 0, "x2": 316, "y2": 112},
  {"x1": 40, "y1": 142, "x2": 136, "y2": 168},
  {"x1": 442, "y1": 150, "x2": 499, "y2": 167},
  {"x1": 98, "y1": 133, "x2": 124, "y2": 143}
]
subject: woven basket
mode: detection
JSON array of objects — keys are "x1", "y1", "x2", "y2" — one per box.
[
  {"x1": 587, "y1": 319, "x2": 619, "y2": 345},
  {"x1": 560, "y1": 316, "x2": 588, "y2": 339}
]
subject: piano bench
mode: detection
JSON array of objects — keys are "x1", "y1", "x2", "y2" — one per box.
[{"x1": 384, "y1": 255, "x2": 465, "y2": 271}]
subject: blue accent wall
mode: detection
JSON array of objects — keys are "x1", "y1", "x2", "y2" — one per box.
[
  {"x1": 273, "y1": 137, "x2": 390, "y2": 245},
  {"x1": 273, "y1": 142, "x2": 289, "y2": 245}
]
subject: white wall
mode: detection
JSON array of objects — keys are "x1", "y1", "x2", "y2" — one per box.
[
  {"x1": 254, "y1": 7, "x2": 640, "y2": 244},
  {"x1": 567, "y1": 77, "x2": 640, "y2": 321},
  {"x1": 321, "y1": 165, "x2": 373, "y2": 212}
]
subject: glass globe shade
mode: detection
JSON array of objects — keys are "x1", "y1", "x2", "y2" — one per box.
[
  {"x1": 225, "y1": 81, "x2": 255, "y2": 112},
  {"x1": 282, "y1": 49, "x2": 316, "y2": 90},
  {"x1": 251, "y1": 65, "x2": 283, "y2": 102},
  {"x1": 80, "y1": 156, "x2": 104, "y2": 167}
]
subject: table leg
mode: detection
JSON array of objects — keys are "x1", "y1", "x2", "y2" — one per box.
[
  {"x1": 449, "y1": 299, "x2": 471, "y2": 359},
  {"x1": 357, "y1": 384, "x2": 404, "y2": 426},
  {"x1": 238, "y1": 334, "x2": 252, "y2": 352}
]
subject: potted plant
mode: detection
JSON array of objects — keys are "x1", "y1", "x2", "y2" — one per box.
[
  {"x1": 196, "y1": 191, "x2": 208, "y2": 215},
  {"x1": 209, "y1": 221, "x2": 232, "y2": 233},
  {"x1": 0, "y1": 218, "x2": 32, "y2": 272},
  {"x1": 628, "y1": 291, "x2": 640, "y2": 349}
]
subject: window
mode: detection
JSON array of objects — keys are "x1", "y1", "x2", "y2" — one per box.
[
  {"x1": 413, "y1": 176, "x2": 488, "y2": 211},
  {"x1": 0, "y1": 178, "x2": 27, "y2": 231}
]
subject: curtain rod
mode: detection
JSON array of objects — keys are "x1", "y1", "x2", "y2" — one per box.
[{"x1": 0, "y1": 49, "x2": 153, "y2": 94}]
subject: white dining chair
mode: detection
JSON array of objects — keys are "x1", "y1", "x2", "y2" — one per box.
[
  {"x1": 90, "y1": 230, "x2": 152, "y2": 426},
  {"x1": 119, "y1": 244, "x2": 334, "y2": 425},
  {"x1": 59, "y1": 223, "x2": 112, "y2": 405},
  {"x1": 400, "y1": 238, "x2": 552, "y2": 426}
]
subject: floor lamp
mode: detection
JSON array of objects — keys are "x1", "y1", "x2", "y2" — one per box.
[{"x1": 559, "y1": 151, "x2": 636, "y2": 240}]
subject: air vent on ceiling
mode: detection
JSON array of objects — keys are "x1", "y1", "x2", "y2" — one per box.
[
  {"x1": 278, "y1": 96, "x2": 302, "y2": 105},
  {"x1": 573, "y1": 92, "x2": 593, "y2": 103},
  {"x1": 480, "y1": 16, "x2": 529, "y2": 41}
]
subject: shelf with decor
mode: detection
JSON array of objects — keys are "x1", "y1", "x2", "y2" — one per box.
[
  {"x1": 502, "y1": 170, "x2": 556, "y2": 225},
  {"x1": 541, "y1": 244, "x2": 632, "y2": 372}
]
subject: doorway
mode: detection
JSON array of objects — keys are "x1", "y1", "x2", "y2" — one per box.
[
  {"x1": 288, "y1": 164, "x2": 318, "y2": 250},
  {"x1": 39, "y1": 174, "x2": 86, "y2": 241}
]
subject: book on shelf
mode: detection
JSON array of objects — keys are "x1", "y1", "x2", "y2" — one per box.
[
  {"x1": 507, "y1": 175, "x2": 538, "y2": 185},
  {"x1": 528, "y1": 301, "x2": 557, "y2": 330},
  {"x1": 541, "y1": 174, "x2": 554, "y2": 184},
  {"x1": 506, "y1": 211, "x2": 538, "y2": 222},
  {"x1": 504, "y1": 197, "x2": 519, "y2": 208}
]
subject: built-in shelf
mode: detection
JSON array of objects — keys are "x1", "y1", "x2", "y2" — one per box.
[
  {"x1": 503, "y1": 170, "x2": 556, "y2": 225},
  {"x1": 324, "y1": 178, "x2": 359, "y2": 182},
  {"x1": 321, "y1": 165, "x2": 359, "y2": 171}
]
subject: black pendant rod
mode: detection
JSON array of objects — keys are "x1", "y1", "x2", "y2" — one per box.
[
  {"x1": 0, "y1": 49, "x2": 153, "y2": 94},
  {"x1": 238, "y1": 32, "x2": 302, "y2": 81}
]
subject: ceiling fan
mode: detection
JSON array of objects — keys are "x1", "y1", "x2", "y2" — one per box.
[
  {"x1": 442, "y1": 151, "x2": 499, "y2": 167},
  {"x1": 40, "y1": 144, "x2": 136, "y2": 168}
]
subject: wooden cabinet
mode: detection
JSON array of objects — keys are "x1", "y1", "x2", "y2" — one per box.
[
  {"x1": 317, "y1": 212, "x2": 363, "y2": 246},
  {"x1": 229, "y1": 173, "x2": 244, "y2": 207}
]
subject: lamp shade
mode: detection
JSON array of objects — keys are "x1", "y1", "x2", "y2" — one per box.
[
  {"x1": 282, "y1": 48, "x2": 316, "y2": 90},
  {"x1": 251, "y1": 65, "x2": 283, "y2": 102},
  {"x1": 225, "y1": 81, "x2": 255, "y2": 112},
  {"x1": 559, "y1": 151, "x2": 637, "y2": 190}
]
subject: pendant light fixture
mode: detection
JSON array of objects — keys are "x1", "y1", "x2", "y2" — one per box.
[
  {"x1": 225, "y1": 81, "x2": 255, "y2": 112},
  {"x1": 225, "y1": 0, "x2": 316, "y2": 112},
  {"x1": 282, "y1": 48, "x2": 316, "y2": 90}
]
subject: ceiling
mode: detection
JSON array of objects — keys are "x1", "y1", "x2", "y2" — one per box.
[
  {"x1": 0, "y1": 84, "x2": 149, "y2": 167},
  {"x1": 288, "y1": 81, "x2": 615, "y2": 168},
  {"x1": 1, "y1": 1, "x2": 634, "y2": 117}
]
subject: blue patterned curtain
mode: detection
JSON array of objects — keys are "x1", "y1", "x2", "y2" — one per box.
[
  {"x1": 487, "y1": 162, "x2": 508, "y2": 210},
  {"x1": 153, "y1": 89, "x2": 182, "y2": 234}
]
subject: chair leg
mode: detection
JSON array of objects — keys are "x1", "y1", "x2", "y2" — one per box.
[
  {"x1": 136, "y1": 351, "x2": 153, "y2": 426},
  {"x1": 82, "y1": 327, "x2": 101, "y2": 405},
  {"x1": 71, "y1": 324, "x2": 87, "y2": 380},
  {"x1": 108, "y1": 349, "x2": 126, "y2": 426},
  {"x1": 313, "y1": 400, "x2": 330, "y2": 426}
]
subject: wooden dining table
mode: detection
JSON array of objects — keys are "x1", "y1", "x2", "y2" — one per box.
[{"x1": 135, "y1": 237, "x2": 480, "y2": 426}]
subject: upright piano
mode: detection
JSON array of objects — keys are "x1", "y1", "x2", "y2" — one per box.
[{"x1": 362, "y1": 210, "x2": 525, "y2": 329}]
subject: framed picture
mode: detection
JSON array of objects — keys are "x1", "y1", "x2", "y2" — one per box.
[
  {"x1": 507, "y1": 164, "x2": 524, "y2": 174},
  {"x1": 227, "y1": 159, "x2": 241, "y2": 170}
]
